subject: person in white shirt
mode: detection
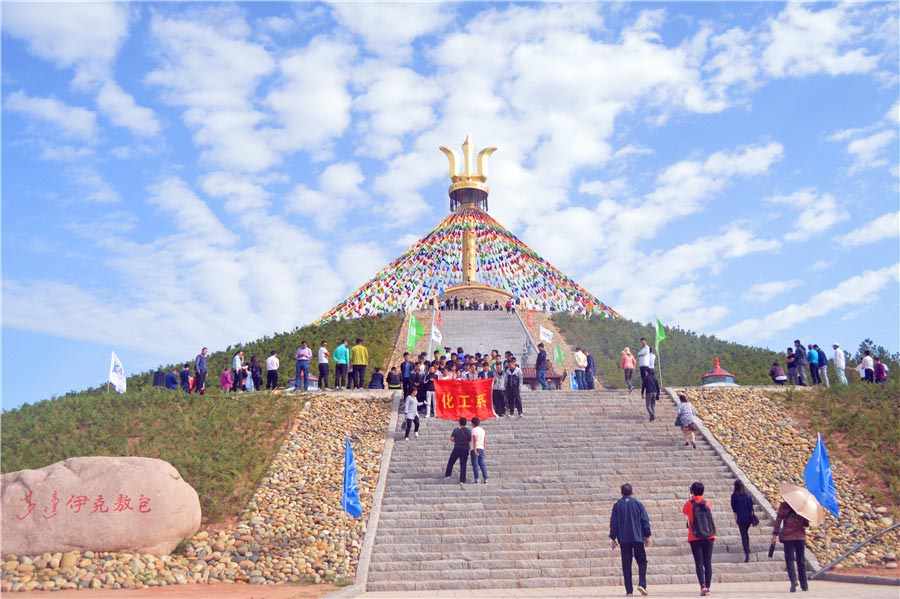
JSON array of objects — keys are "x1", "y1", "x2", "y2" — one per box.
[
  {"x1": 265, "y1": 351, "x2": 280, "y2": 390},
  {"x1": 831, "y1": 343, "x2": 847, "y2": 385},
  {"x1": 860, "y1": 350, "x2": 875, "y2": 383},
  {"x1": 470, "y1": 418, "x2": 488, "y2": 484},
  {"x1": 317, "y1": 341, "x2": 330, "y2": 390},
  {"x1": 573, "y1": 348, "x2": 588, "y2": 390},
  {"x1": 294, "y1": 341, "x2": 313, "y2": 391},
  {"x1": 404, "y1": 384, "x2": 420, "y2": 440}
]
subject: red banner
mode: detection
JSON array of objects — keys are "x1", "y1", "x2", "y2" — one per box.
[{"x1": 433, "y1": 379, "x2": 495, "y2": 421}]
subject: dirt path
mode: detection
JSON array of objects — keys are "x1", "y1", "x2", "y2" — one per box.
[{"x1": 9, "y1": 582, "x2": 337, "y2": 599}]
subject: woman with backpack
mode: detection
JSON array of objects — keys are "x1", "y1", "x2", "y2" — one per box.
[
  {"x1": 772, "y1": 500, "x2": 810, "y2": 592},
  {"x1": 683, "y1": 481, "x2": 716, "y2": 597}
]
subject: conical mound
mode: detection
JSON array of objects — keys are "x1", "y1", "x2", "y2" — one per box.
[{"x1": 318, "y1": 208, "x2": 620, "y2": 322}]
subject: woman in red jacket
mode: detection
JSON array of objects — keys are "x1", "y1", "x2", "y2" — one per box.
[{"x1": 683, "y1": 481, "x2": 716, "y2": 596}]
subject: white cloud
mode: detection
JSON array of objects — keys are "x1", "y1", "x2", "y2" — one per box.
[
  {"x1": 148, "y1": 177, "x2": 237, "y2": 246},
  {"x1": 201, "y1": 172, "x2": 272, "y2": 214},
  {"x1": 71, "y1": 168, "x2": 121, "y2": 203},
  {"x1": 839, "y1": 212, "x2": 900, "y2": 247},
  {"x1": 888, "y1": 101, "x2": 900, "y2": 125},
  {"x1": 2, "y1": 2, "x2": 129, "y2": 84},
  {"x1": 4, "y1": 176, "x2": 347, "y2": 360},
  {"x1": 6, "y1": 91, "x2": 98, "y2": 141},
  {"x1": 718, "y1": 264, "x2": 900, "y2": 344},
  {"x1": 147, "y1": 13, "x2": 278, "y2": 172},
  {"x1": 4, "y1": 2, "x2": 159, "y2": 136},
  {"x1": 764, "y1": 189, "x2": 849, "y2": 242},
  {"x1": 578, "y1": 177, "x2": 630, "y2": 200},
  {"x1": 330, "y1": 2, "x2": 453, "y2": 61},
  {"x1": 846, "y1": 129, "x2": 896, "y2": 173},
  {"x1": 762, "y1": 3, "x2": 878, "y2": 78},
  {"x1": 336, "y1": 242, "x2": 391, "y2": 291},
  {"x1": 353, "y1": 65, "x2": 442, "y2": 157},
  {"x1": 583, "y1": 224, "x2": 781, "y2": 328},
  {"x1": 285, "y1": 162, "x2": 367, "y2": 230},
  {"x1": 705, "y1": 26, "x2": 761, "y2": 99},
  {"x1": 96, "y1": 82, "x2": 161, "y2": 136},
  {"x1": 266, "y1": 37, "x2": 356, "y2": 158},
  {"x1": 40, "y1": 144, "x2": 92, "y2": 162},
  {"x1": 743, "y1": 280, "x2": 803, "y2": 303}
]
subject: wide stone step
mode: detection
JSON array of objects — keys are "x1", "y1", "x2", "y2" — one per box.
[{"x1": 367, "y1": 383, "x2": 782, "y2": 591}]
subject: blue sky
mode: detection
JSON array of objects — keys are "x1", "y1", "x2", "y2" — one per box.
[{"x1": 2, "y1": 2, "x2": 898, "y2": 410}]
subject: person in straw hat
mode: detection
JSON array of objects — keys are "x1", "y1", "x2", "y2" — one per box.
[{"x1": 772, "y1": 483, "x2": 820, "y2": 593}]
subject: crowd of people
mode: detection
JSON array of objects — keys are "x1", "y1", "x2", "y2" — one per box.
[{"x1": 770, "y1": 340, "x2": 890, "y2": 387}]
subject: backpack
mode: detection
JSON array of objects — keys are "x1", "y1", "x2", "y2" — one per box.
[{"x1": 691, "y1": 500, "x2": 717, "y2": 539}]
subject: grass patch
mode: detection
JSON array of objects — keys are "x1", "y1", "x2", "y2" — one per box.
[
  {"x1": 784, "y1": 379, "x2": 900, "y2": 508},
  {"x1": 1, "y1": 314, "x2": 405, "y2": 525},
  {"x1": 1, "y1": 387, "x2": 297, "y2": 525}
]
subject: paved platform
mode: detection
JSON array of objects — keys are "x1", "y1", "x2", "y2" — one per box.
[{"x1": 358, "y1": 579, "x2": 898, "y2": 598}]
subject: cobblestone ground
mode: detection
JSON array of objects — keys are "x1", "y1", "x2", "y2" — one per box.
[
  {"x1": 677, "y1": 387, "x2": 898, "y2": 572},
  {"x1": 1, "y1": 393, "x2": 391, "y2": 593}
]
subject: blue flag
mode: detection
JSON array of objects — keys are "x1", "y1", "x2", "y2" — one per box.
[
  {"x1": 803, "y1": 433, "x2": 839, "y2": 519},
  {"x1": 341, "y1": 436, "x2": 363, "y2": 518}
]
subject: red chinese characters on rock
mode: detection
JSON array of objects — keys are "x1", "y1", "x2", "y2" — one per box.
[
  {"x1": 17, "y1": 491, "x2": 153, "y2": 520},
  {"x1": 434, "y1": 379, "x2": 495, "y2": 421}
]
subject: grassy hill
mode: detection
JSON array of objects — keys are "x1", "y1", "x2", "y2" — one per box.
[
  {"x1": 552, "y1": 313, "x2": 783, "y2": 386},
  {"x1": 785, "y1": 379, "x2": 900, "y2": 506},
  {"x1": 1, "y1": 313, "x2": 404, "y2": 525}
]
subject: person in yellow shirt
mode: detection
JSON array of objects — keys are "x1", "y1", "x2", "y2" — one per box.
[{"x1": 349, "y1": 338, "x2": 369, "y2": 390}]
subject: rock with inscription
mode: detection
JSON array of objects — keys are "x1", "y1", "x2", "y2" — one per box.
[{"x1": 1, "y1": 456, "x2": 200, "y2": 556}]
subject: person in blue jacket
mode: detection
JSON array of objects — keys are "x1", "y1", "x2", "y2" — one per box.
[
  {"x1": 164, "y1": 368, "x2": 179, "y2": 390},
  {"x1": 610, "y1": 483, "x2": 652, "y2": 596}
]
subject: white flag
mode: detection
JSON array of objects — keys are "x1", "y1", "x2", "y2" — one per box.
[
  {"x1": 109, "y1": 351, "x2": 126, "y2": 394},
  {"x1": 539, "y1": 326, "x2": 554, "y2": 343},
  {"x1": 431, "y1": 324, "x2": 443, "y2": 344}
]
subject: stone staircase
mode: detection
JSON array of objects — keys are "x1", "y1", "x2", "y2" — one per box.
[
  {"x1": 438, "y1": 309, "x2": 532, "y2": 359},
  {"x1": 366, "y1": 389, "x2": 785, "y2": 592}
]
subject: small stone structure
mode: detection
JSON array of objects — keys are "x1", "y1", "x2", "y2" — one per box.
[
  {"x1": 1, "y1": 456, "x2": 201, "y2": 556},
  {"x1": 701, "y1": 357, "x2": 737, "y2": 387}
]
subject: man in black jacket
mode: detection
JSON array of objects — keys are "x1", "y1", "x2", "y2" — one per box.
[
  {"x1": 445, "y1": 417, "x2": 471, "y2": 486},
  {"x1": 610, "y1": 483, "x2": 652, "y2": 596},
  {"x1": 535, "y1": 343, "x2": 549, "y2": 390}
]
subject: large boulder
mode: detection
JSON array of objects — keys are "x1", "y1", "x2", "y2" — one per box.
[{"x1": 1, "y1": 456, "x2": 201, "y2": 556}]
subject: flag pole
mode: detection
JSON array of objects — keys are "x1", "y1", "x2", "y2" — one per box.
[{"x1": 657, "y1": 348, "x2": 663, "y2": 389}]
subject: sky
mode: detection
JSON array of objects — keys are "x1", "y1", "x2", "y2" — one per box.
[{"x1": 2, "y1": 1, "x2": 898, "y2": 410}]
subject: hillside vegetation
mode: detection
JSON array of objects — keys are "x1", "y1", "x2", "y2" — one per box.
[
  {"x1": 1, "y1": 314, "x2": 404, "y2": 525},
  {"x1": 785, "y1": 379, "x2": 900, "y2": 506},
  {"x1": 552, "y1": 313, "x2": 782, "y2": 386}
]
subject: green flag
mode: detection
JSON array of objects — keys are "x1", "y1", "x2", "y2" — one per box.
[
  {"x1": 407, "y1": 313, "x2": 425, "y2": 352},
  {"x1": 553, "y1": 344, "x2": 565, "y2": 366},
  {"x1": 655, "y1": 316, "x2": 666, "y2": 352}
]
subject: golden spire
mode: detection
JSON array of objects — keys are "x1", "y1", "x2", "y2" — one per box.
[{"x1": 439, "y1": 134, "x2": 497, "y2": 194}]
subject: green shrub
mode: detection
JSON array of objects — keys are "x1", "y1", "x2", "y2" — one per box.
[{"x1": 552, "y1": 313, "x2": 782, "y2": 386}]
